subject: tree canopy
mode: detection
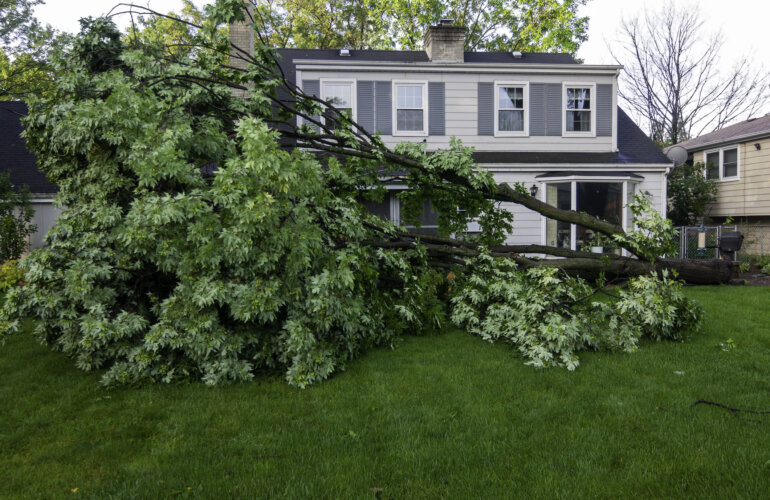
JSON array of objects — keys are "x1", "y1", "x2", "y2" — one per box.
[
  {"x1": 0, "y1": 0, "x2": 58, "y2": 99},
  {"x1": 0, "y1": 1, "x2": 713, "y2": 388},
  {"x1": 258, "y1": 0, "x2": 589, "y2": 52}
]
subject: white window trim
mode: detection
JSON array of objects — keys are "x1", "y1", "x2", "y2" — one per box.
[
  {"x1": 392, "y1": 80, "x2": 428, "y2": 137},
  {"x1": 703, "y1": 145, "x2": 740, "y2": 182},
  {"x1": 320, "y1": 78, "x2": 357, "y2": 124},
  {"x1": 562, "y1": 82, "x2": 596, "y2": 138},
  {"x1": 494, "y1": 81, "x2": 529, "y2": 137}
]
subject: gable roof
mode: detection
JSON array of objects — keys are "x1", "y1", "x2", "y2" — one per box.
[
  {"x1": 0, "y1": 101, "x2": 57, "y2": 194},
  {"x1": 276, "y1": 49, "x2": 578, "y2": 65},
  {"x1": 671, "y1": 114, "x2": 770, "y2": 152},
  {"x1": 473, "y1": 108, "x2": 670, "y2": 165}
]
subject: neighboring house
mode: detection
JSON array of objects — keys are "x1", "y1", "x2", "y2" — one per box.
[
  {"x1": 0, "y1": 101, "x2": 60, "y2": 249},
  {"x1": 669, "y1": 114, "x2": 770, "y2": 224}
]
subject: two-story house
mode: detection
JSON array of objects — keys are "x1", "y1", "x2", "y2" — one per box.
[
  {"x1": 669, "y1": 114, "x2": 770, "y2": 225},
  {"x1": 268, "y1": 22, "x2": 672, "y2": 250}
]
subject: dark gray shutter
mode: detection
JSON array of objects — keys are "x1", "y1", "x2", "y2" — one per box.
[
  {"x1": 375, "y1": 81, "x2": 392, "y2": 135},
  {"x1": 545, "y1": 83, "x2": 562, "y2": 136},
  {"x1": 357, "y1": 81, "x2": 375, "y2": 134},
  {"x1": 302, "y1": 80, "x2": 320, "y2": 131},
  {"x1": 529, "y1": 83, "x2": 546, "y2": 136},
  {"x1": 428, "y1": 82, "x2": 445, "y2": 136},
  {"x1": 478, "y1": 82, "x2": 494, "y2": 136},
  {"x1": 596, "y1": 84, "x2": 613, "y2": 137}
]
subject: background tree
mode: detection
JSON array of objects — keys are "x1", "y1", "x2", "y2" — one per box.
[
  {"x1": 0, "y1": 172, "x2": 36, "y2": 261},
  {"x1": 0, "y1": 0, "x2": 57, "y2": 99},
  {"x1": 667, "y1": 162, "x2": 718, "y2": 226},
  {"x1": 257, "y1": 0, "x2": 589, "y2": 52},
  {"x1": 611, "y1": 2, "x2": 769, "y2": 147}
]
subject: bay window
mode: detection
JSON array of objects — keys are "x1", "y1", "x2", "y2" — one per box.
[{"x1": 543, "y1": 177, "x2": 638, "y2": 254}]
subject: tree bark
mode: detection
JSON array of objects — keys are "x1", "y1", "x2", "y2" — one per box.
[{"x1": 369, "y1": 233, "x2": 738, "y2": 284}]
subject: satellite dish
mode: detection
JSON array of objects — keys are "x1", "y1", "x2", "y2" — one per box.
[{"x1": 666, "y1": 145, "x2": 688, "y2": 166}]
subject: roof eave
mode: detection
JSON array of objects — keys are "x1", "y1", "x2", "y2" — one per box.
[{"x1": 676, "y1": 129, "x2": 770, "y2": 152}]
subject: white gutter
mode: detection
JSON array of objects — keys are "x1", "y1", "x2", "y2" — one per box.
[{"x1": 295, "y1": 60, "x2": 623, "y2": 75}]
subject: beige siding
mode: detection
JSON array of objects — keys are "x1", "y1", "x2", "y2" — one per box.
[{"x1": 699, "y1": 138, "x2": 770, "y2": 217}]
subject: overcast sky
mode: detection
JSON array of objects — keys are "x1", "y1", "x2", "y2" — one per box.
[{"x1": 34, "y1": 0, "x2": 770, "y2": 65}]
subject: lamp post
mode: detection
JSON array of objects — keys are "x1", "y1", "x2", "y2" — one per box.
[{"x1": 696, "y1": 223, "x2": 707, "y2": 259}]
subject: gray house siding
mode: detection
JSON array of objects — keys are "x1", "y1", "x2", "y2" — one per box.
[{"x1": 301, "y1": 71, "x2": 616, "y2": 152}]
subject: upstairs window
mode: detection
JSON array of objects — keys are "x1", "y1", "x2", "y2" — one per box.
[
  {"x1": 564, "y1": 84, "x2": 594, "y2": 135},
  {"x1": 394, "y1": 82, "x2": 427, "y2": 135},
  {"x1": 705, "y1": 147, "x2": 739, "y2": 180},
  {"x1": 495, "y1": 82, "x2": 528, "y2": 136},
  {"x1": 321, "y1": 80, "x2": 356, "y2": 127}
]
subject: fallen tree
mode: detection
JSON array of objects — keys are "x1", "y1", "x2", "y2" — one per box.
[{"x1": 0, "y1": 2, "x2": 712, "y2": 387}]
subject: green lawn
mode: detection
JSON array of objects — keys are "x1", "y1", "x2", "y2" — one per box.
[{"x1": 2, "y1": 287, "x2": 770, "y2": 499}]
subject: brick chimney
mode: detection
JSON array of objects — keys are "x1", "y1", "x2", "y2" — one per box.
[
  {"x1": 229, "y1": 1, "x2": 254, "y2": 97},
  {"x1": 424, "y1": 20, "x2": 465, "y2": 63}
]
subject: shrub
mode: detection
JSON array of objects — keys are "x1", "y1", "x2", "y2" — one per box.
[{"x1": 0, "y1": 260, "x2": 24, "y2": 293}]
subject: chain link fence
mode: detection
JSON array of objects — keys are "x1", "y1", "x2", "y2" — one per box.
[
  {"x1": 675, "y1": 226, "x2": 733, "y2": 260},
  {"x1": 675, "y1": 225, "x2": 770, "y2": 260},
  {"x1": 732, "y1": 225, "x2": 770, "y2": 259}
]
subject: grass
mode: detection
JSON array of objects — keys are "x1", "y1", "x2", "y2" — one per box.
[{"x1": 2, "y1": 287, "x2": 770, "y2": 499}]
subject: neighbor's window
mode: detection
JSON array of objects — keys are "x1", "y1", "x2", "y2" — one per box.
[
  {"x1": 322, "y1": 80, "x2": 355, "y2": 127},
  {"x1": 394, "y1": 82, "x2": 427, "y2": 134},
  {"x1": 565, "y1": 86, "x2": 592, "y2": 133},
  {"x1": 495, "y1": 83, "x2": 527, "y2": 135},
  {"x1": 723, "y1": 148, "x2": 738, "y2": 178},
  {"x1": 705, "y1": 147, "x2": 739, "y2": 180}
]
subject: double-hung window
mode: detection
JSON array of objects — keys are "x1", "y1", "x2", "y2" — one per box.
[
  {"x1": 494, "y1": 82, "x2": 528, "y2": 136},
  {"x1": 563, "y1": 84, "x2": 595, "y2": 136},
  {"x1": 321, "y1": 80, "x2": 356, "y2": 128},
  {"x1": 393, "y1": 81, "x2": 428, "y2": 135},
  {"x1": 705, "y1": 146, "x2": 739, "y2": 181}
]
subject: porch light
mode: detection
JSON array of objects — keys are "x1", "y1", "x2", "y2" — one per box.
[{"x1": 529, "y1": 184, "x2": 539, "y2": 197}]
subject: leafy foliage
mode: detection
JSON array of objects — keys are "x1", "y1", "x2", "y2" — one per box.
[
  {"x1": 613, "y1": 270, "x2": 702, "y2": 342},
  {"x1": 0, "y1": 2, "x2": 703, "y2": 387},
  {"x1": 613, "y1": 193, "x2": 678, "y2": 262},
  {"x1": 451, "y1": 254, "x2": 702, "y2": 370},
  {"x1": 258, "y1": 0, "x2": 589, "y2": 53},
  {"x1": 0, "y1": 259, "x2": 24, "y2": 293},
  {"x1": 667, "y1": 162, "x2": 718, "y2": 226},
  {"x1": 0, "y1": 172, "x2": 36, "y2": 261},
  {"x1": 0, "y1": 0, "x2": 58, "y2": 99}
]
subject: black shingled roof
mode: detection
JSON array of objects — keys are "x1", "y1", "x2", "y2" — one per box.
[
  {"x1": 472, "y1": 109, "x2": 670, "y2": 165},
  {"x1": 276, "y1": 49, "x2": 577, "y2": 65},
  {"x1": 0, "y1": 101, "x2": 57, "y2": 194}
]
